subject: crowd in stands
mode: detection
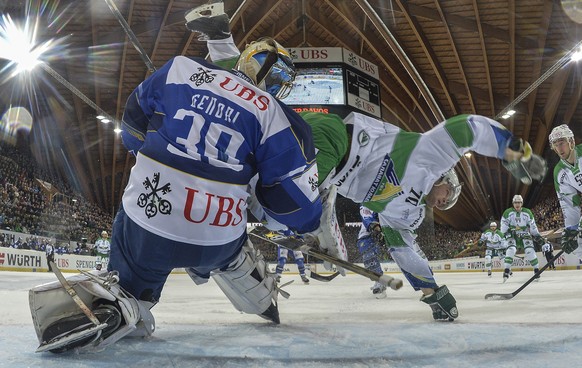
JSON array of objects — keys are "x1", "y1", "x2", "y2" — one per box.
[
  {"x1": 0, "y1": 142, "x2": 113, "y2": 247},
  {"x1": 0, "y1": 139, "x2": 566, "y2": 264}
]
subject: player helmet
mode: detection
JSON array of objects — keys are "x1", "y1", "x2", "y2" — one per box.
[
  {"x1": 512, "y1": 194, "x2": 523, "y2": 203},
  {"x1": 434, "y1": 168, "x2": 462, "y2": 211},
  {"x1": 101, "y1": 231, "x2": 108, "y2": 237},
  {"x1": 549, "y1": 124, "x2": 574, "y2": 149},
  {"x1": 490, "y1": 222, "x2": 497, "y2": 228},
  {"x1": 234, "y1": 37, "x2": 296, "y2": 99}
]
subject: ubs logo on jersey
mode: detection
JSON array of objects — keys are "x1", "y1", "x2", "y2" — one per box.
[
  {"x1": 138, "y1": 172, "x2": 172, "y2": 218},
  {"x1": 364, "y1": 155, "x2": 403, "y2": 203},
  {"x1": 189, "y1": 67, "x2": 216, "y2": 86},
  {"x1": 357, "y1": 130, "x2": 370, "y2": 147},
  {"x1": 309, "y1": 176, "x2": 318, "y2": 192}
]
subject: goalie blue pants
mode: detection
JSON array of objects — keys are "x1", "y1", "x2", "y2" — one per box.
[{"x1": 108, "y1": 205, "x2": 245, "y2": 303}]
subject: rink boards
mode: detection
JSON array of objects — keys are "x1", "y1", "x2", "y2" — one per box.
[{"x1": 1, "y1": 246, "x2": 579, "y2": 274}]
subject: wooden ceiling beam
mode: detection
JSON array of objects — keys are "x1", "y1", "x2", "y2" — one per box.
[{"x1": 397, "y1": 0, "x2": 460, "y2": 115}]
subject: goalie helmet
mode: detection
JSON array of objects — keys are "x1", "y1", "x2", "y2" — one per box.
[
  {"x1": 512, "y1": 194, "x2": 523, "y2": 203},
  {"x1": 549, "y1": 124, "x2": 574, "y2": 148},
  {"x1": 434, "y1": 168, "x2": 462, "y2": 211},
  {"x1": 234, "y1": 37, "x2": 296, "y2": 99}
]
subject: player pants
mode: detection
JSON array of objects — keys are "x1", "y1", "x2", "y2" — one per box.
[{"x1": 109, "y1": 205, "x2": 244, "y2": 303}]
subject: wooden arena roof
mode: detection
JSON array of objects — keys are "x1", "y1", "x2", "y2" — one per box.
[{"x1": 1, "y1": 0, "x2": 581, "y2": 230}]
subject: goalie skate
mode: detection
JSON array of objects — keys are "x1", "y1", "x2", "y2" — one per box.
[
  {"x1": 185, "y1": 1, "x2": 230, "y2": 40},
  {"x1": 37, "y1": 304, "x2": 121, "y2": 353}
]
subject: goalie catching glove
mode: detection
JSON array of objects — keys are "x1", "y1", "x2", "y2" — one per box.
[
  {"x1": 561, "y1": 228, "x2": 579, "y2": 254},
  {"x1": 502, "y1": 138, "x2": 547, "y2": 185}
]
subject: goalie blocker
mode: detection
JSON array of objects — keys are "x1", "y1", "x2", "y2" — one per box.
[{"x1": 30, "y1": 270, "x2": 155, "y2": 353}]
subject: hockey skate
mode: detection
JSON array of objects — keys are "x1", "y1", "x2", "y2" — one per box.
[
  {"x1": 372, "y1": 282, "x2": 387, "y2": 299},
  {"x1": 275, "y1": 274, "x2": 281, "y2": 283},
  {"x1": 533, "y1": 268, "x2": 541, "y2": 281},
  {"x1": 300, "y1": 275, "x2": 310, "y2": 284},
  {"x1": 487, "y1": 270, "x2": 492, "y2": 277},
  {"x1": 185, "y1": 0, "x2": 230, "y2": 41},
  {"x1": 502, "y1": 268, "x2": 510, "y2": 283}
]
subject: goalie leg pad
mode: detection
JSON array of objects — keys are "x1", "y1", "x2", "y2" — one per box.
[
  {"x1": 212, "y1": 241, "x2": 280, "y2": 323},
  {"x1": 420, "y1": 285, "x2": 458, "y2": 322},
  {"x1": 30, "y1": 270, "x2": 155, "y2": 353},
  {"x1": 307, "y1": 186, "x2": 348, "y2": 275}
]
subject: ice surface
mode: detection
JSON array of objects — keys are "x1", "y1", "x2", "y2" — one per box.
[{"x1": 1, "y1": 269, "x2": 581, "y2": 368}]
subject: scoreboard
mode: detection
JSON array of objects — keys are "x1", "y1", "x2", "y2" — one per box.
[{"x1": 282, "y1": 47, "x2": 382, "y2": 119}]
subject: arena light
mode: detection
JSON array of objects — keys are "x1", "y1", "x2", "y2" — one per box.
[
  {"x1": 571, "y1": 47, "x2": 582, "y2": 62},
  {"x1": 0, "y1": 14, "x2": 64, "y2": 76},
  {"x1": 495, "y1": 40, "x2": 582, "y2": 120},
  {"x1": 0, "y1": 13, "x2": 119, "y2": 132}
]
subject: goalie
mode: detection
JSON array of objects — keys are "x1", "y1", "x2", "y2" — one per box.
[
  {"x1": 29, "y1": 29, "x2": 323, "y2": 353},
  {"x1": 187, "y1": 3, "x2": 547, "y2": 322}
]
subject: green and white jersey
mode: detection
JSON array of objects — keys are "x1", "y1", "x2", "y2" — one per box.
[
  {"x1": 480, "y1": 229, "x2": 505, "y2": 249},
  {"x1": 500, "y1": 207, "x2": 540, "y2": 238},
  {"x1": 94, "y1": 237, "x2": 111, "y2": 257},
  {"x1": 553, "y1": 144, "x2": 582, "y2": 228},
  {"x1": 324, "y1": 112, "x2": 512, "y2": 234}
]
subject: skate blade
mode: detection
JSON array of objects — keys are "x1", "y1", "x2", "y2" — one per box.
[
  {"x1": 185, "y1": 2, "x2": 225, "y2": 22},
  {"x1": 36, "y1": 323, "x2": 108, "y2": 353},
  {"x1": 375, "y1": 291, "x2": 387, "y2": 299}
]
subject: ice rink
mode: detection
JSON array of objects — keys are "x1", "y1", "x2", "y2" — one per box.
[{"x1": 1, "y1": 268, "x2": 581, "y2": 368}]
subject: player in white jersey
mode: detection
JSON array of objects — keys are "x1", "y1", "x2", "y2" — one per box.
[
  {"x1": 28, "y1": 35, "x2": 324, "y2": 353},
  {"x1": 499, "y1": 195, "x2": 544, "y2": 282},
  {"x1": 357, "y1": 206, "x2": 388, "y2": 298},
  {"x1": 191, "y1": 2, "x2": 547, "y2": 322},
  {"x1": 478, "y1": 222, "x2": 505, "y2": 277},
  {"x1": 94, "y1": 231, "x2": 111, "y2": 271},
  {"x1": 549, "y1": 124, "x2": 582, "y2": 256}
]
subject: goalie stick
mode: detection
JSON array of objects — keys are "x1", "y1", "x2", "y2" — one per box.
[
  {"x1": 484, "y1": 250, "x2": 565, "y2": 300},
  {"x1": 36, "y1": 262, "x2": 109, "y2": 352},
  {"x1": 248, "y1": 231, "x2": 403, "y2": 290}
]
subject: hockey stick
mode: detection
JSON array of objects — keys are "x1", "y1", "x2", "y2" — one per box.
[
  {"x1": 249, "y1": 232, "x2": 403, "y2": 290},
  {"x1": 103, "y1": 0, "x2": 157, "y2": 73},
  {"x1": 309, "y1": 270, "x2": 341, "y2": 282},
  {"x1": 49, "y1": 261, "x2": 107, "y2": 328},
  {"x1": 484, "y1": 250, "x2": 565, "y2": 300}
]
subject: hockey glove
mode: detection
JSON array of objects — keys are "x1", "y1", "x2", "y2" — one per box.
[
  {"x1": 368, "y1": 222, "x2": 384, "y2": 245},
  {"x1": 533, "y1": 235, "x2": 546, "y2": 249},
  {"x1": 420, "y1": 285, "x2": 458, "y2": 322},
  {"x1": 477, "y1": 239, "x2": 485, "y2": 247},
  {"x1": 561, "y1": 228, "x2": 579, "y2": 254},
  {"x1": 502, "y1": 145, "x2": 547, "y2": 185}
]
